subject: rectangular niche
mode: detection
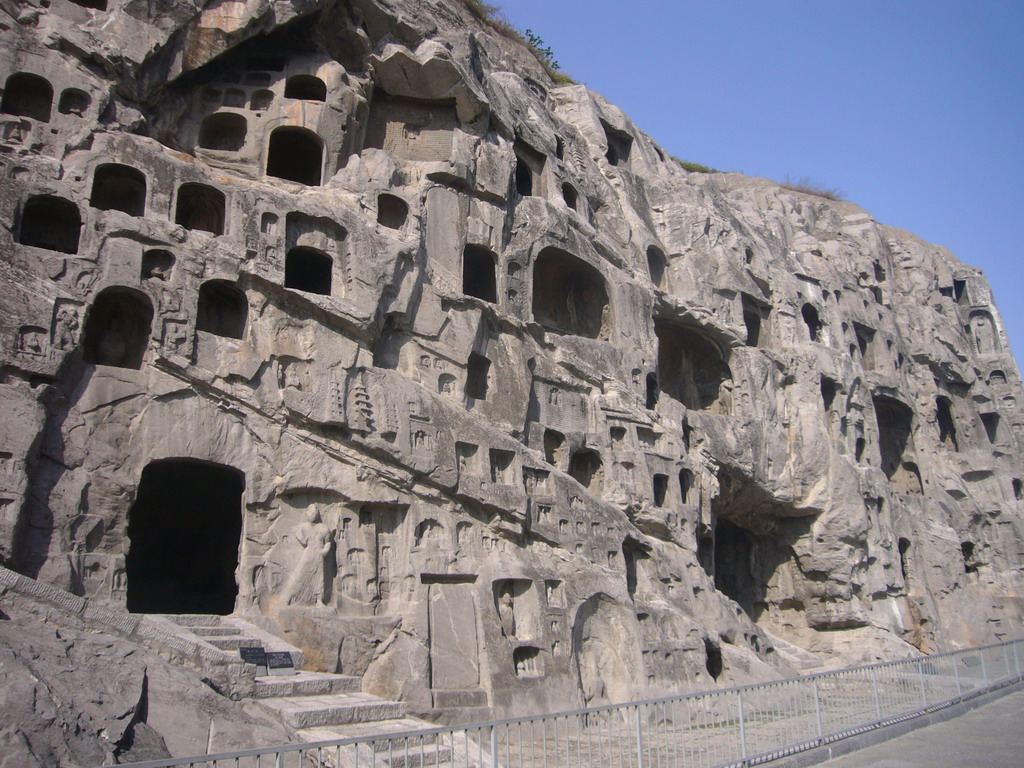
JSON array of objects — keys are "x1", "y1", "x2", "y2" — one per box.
[
  {"x1": 513, "y1": 645, "x2": 544, "y2": 678},
  {"x1": 364, "y1": 94, "x2": 458, "y2": 162},
  {"x1": 489, "y1": 448, "x2": 515, "y2": 484},
  {"x1": 493, "y1": 578, "x2": 540, "y2": 641}
]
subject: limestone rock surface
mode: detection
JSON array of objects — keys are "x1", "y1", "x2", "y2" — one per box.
[
  {"x1": 1, "y1": 0, "x2": 1023, "y2": 752},
  {"x1": 0, "y1": 609, "x2": 289, "y2": 766}
]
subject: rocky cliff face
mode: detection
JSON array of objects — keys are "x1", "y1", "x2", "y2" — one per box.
[{"x1": 2, "y1": 0, "x2": 1023, "y2": 726}]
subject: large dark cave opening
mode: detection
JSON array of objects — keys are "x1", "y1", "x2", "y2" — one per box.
[
  {"x1": 708, "y1": 468, "x2": 812, "y2": 623},
  {"x1": 126, "y1": 460, "x2": 244, "y2": 614}
]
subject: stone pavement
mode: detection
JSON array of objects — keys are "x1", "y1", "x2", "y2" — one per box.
[{"x1": 821, "y1": 690, "x2": 1024, "y2": 767}]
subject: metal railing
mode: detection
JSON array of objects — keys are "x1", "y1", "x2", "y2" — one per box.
[{"x1": 113, "y1": 637, "x2": 1023, "y2": 768}]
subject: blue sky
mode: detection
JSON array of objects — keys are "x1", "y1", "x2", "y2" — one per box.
[{"x1": 499, "y1": 1, "x2": 1024, "y2": 364}]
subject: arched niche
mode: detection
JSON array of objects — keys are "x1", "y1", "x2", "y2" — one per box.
[
  {"x1": 175, "y1": 183, "x2": 226, "y2": 235},
  {"x1": 284, "y1": 75, "x2": 327, "y2": 101},
  {"x1": 18, "y1": 195, "x2": 81, "y2": 254},
  {"x1": 58, "y1": 88, "x2": 90, "y2": 116},
  {"x1": 82, "y1": 287, "x2": 154, "y2": 369},
  {"x1": 654, "y1": 319, "x2": 732, "y2": 411},
  {"x1": 377, "y1": 193, "x2": 408, "y2": 229},
  {"x1": 267, "y1": 126, "x2": 323, "y2": 186},
  {"x1": 198, "y1": 112, "x2": 247, "y2": 151},
  {"x1": 90, "y1": 163, "x2": 147, "y2": 216},
  {"x1": 1, "y1": 72, "x2": 53, "y2": 122},
  {"x1": 196, "y1": 280, "x2": 247, "y2": 339},
  {"x1": 532, "y1": 247, "x2": 609, "y2": 339}
]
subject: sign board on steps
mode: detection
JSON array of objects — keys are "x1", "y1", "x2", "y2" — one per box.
[
  {"x1": 239, "y1": 646, "x2": 268, "y2": 676},
  {"x1": 266, "y1": 651, "x2": 297, "y2": 676}
]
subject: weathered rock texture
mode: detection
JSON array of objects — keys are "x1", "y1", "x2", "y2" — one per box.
[{"x1": 2, "y1": 0, "x2": 1023, "y2": 735}]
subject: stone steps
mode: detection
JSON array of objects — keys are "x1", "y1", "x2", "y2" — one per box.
[
  {"x1": 206, "y1": 635, "x2": 262, "y2": 651},
  {"x1": 158, "y1": 613, "x2": 222, "y2": 628},
  {"x1": 257, "y1": 692, "x2": 409, "y2": 729},
  {"x1": 189, "y1": 626, "x2": 241, "y2": 637},
  {"x1": 253, "y1": 671, "x2": 361, "y2": 699}
]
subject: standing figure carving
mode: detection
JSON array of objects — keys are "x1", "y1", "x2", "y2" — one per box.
[{"x1": 281, "y1": 505, "x2": 336, "y2": 606}]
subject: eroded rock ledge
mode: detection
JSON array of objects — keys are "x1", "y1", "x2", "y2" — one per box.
[{"x1": 1, "y1": 0, "x2": 1022, "y2": 739}]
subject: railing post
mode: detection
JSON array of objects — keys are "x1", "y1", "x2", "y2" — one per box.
[
  {"x1": 812, "y1": 677, "x2": 825, "y2": 742},
  {"x1": 635, "y1": 704, "x2": 646, "y2": 768},
  {"x1": 738, "y1": 689, "x2": 749, "y2": 762},
  {"x1": 1003, "y1": 643, "x2": 1011, "y2": 680},
  {"x1": 1014, "y1": 640, "x2": 1021, "y2": 678},
  {"x1": 490, "y1": 723, "x2": 499, "y2": 768},
  {"x1": 870, "y1": 666, "x2": 882, "y2": 720},
  {"x1": 953, "y1": 652, "x2": 962, "y2": 696},
  {"x1": 980, "y1": 648, "x2": 989, "y2": 686},
  {"x1": 917, "y1": 660, "x2": 927, "y2": 708}
]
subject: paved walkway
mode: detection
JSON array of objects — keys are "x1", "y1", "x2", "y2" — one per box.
[{"x1": 821, "y1": 689, "x2": 1024, "y2": 767}]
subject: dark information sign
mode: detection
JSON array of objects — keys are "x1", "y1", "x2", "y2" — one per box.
[
  {"x1": 266, "y1": 651, "x2": 294, "y2": 670},
  {"x1": 239, "y1": 646, "x2": 267, "y2": 666}
]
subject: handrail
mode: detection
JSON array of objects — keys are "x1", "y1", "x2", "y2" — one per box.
[{"x1": 111, "y1": 636, "x2": 1024, "y2": 768}]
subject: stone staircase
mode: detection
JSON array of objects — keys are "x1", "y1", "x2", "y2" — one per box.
[
  {"x1": 0, "y1": 569, "x2": 482, "y2": 766},
  {"x1": 154, "y1": 613, "x2": 476, "y2": 766}
]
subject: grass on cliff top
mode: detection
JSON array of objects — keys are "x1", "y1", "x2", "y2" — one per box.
[
  {"x1": 461, "y1": 0, "x2": 577, "y2": 84},
  {"x1": 671, "y1": 156, "x2": 720, "y2": 173},
  {"x1": 779, "y1": 175, "x2": 845, "y2": 201}
]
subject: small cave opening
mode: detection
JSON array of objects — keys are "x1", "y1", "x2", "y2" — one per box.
[
  {"x1": 645, "y1": 373, "x2": 658, "y2": 410},
  {"x1": 646, "y1": 245, "x2": 667, "y2": 290},
  {"x1": 655, "y1": 319, "x2": 731, "y2": 412},
  {"x1": 175, "y1": 183, "x2": 225, "y2": 235},
  {"x1": 898, "y1": 537, "x2": 911, "y2": 582},
  {"x1": 820, "y1": 376, "x2": 838, "y2": 411},
  {"x1": 2, "y1": 72, "x2": 52, "y2": 122},
  {"x1": 463, "y1": 245, "x2": 497, "y2": 303},
  {"x1": 960, "y1": 541, "x2": 978, "y2": 575},
  {"x1": 82, "y1": 287, "x2": 153, "y2": 369},
  {"x1": 465, "y1": 352, "x2": 491, "y2": 400},
  {"x1": 285, "y1": 247, "x2": 332, "y2": 295},
  {"x1": 58, "y1": 88, "x2": 91, "y2": 116},
  {"x1": 198, "y1": 112, "x2": 247, "y2": 151},
  {"x1": 141, "y1": 250, "x2": 175, "y2": 281},
  {"x1": 704, "y1": 638, "x2": 723, "y2": 680},
  {"x1": 622, "y1": 537, "x2": 649, "y2": 601},
  {"x1": 284, "y1": 74, "x2": 327, "y2": 101},
  {"x1": 801, "y1": 303, "x2": 822, "y2": 342},
  {"x1": 377, "y1": 193, "x2": 408, "y2": 230},
  {"x1": 18, "y1": 195, "x2": 81, "y2": 254},
  {"x1": 741, "y1": 294, "x2": 769, "y2": 347},
  {"x1": 980, "y1": 412, "x2": 1000, "y2": 444},
  {"x1": 601, "y1": 120, "x2": 632, "y2": 167},
  {"x1": 934, "y1": 396, "x2": 959, "y2": 450},
  {"x1": 90, "y1": 163, "x2": 147, "y2": 216},
  {"x1": 872, "y1": 394, "x2": 914, "y2": 481},
  {"x1": 679, "y1": 468, "x2": 694, "y2": 504},
  {"x1": 568, "y1": 448, "x2": 603, "y2": 493},
  {"x1": 267, "y1": 126, "x2": 323, "y2": 186},
  {"x1": 532, "y1": 247, "x2": 609, "y2": 339},
  {"x1": 853, "y1": 323, "x2": 875, "y2": 367},
  {"x1": 513, "y1": 140, "x2": 545, "y2": 197},
  {"x1": 543, "y1": 429, "x2": 565, "y2": 466},
  {"x1": 126, "y1": 460, "x2": 243, "y2": 615},
  {"x1": 196, "y1": 280, "x2": 247, "y2": 339},
  {"x1": 652, "y1": 473, "x2": 668, "y2": 507},
  {"x1": 562, "y1": 183, "x2": 578, "y2": 211}
]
